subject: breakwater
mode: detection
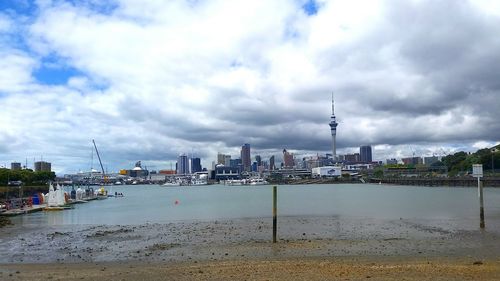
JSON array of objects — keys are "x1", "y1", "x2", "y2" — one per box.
[{"x1": 370, "y1": 177, "x2": 500, "y2": 187}]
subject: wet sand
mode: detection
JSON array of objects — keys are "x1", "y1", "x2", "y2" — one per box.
[{"x1": 1, "y1": 216, "x2": 500, "y2": 279}]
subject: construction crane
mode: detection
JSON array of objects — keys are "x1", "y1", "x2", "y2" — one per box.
[{"x1": 92, "y1": 140, "x2": 107, "y2": 185}]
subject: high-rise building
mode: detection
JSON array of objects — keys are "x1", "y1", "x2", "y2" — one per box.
[
  {"x1": 329, "y1": 94, "x2": 338, "y2": 161},
  {"x1": 191, "y1": 157, "x2": 202, "y2": 173},
  {"x1": 344, "y1": 153, "x2": 360, "y2": 162},
  {"x1": 11, "y1": 162, "x2": 21, "y2": 171},
  {"x1": 224, "y1": 155, "x2": 231, "y2": 167},
  {"x1": 360, "y1": 145, "x2": 372, "y2": 163},
  {"x1": 177, "y1": 154, "x2": 189, "y2": 174},
  {"x1": 230, "y1": 158, "x2": 241, "y2": 168},
  {"x1": 34, "y1": 161, "x2": 51, "y2": 172},
  {"x1": 283, "y1": 149, "x2": 294, "y2": 168},
  {"x1": 217, "y1": 153, "x2": 225, "y2": 165},
  {"x1": 255, "y1": 155, "x2": 262, "y2": 167},
  {"x1": 241, "y1": 144, "x2": 251, "y2": 172},
  {"x1": 269, "y1": 156, "x2": 275, "y2": 170}
]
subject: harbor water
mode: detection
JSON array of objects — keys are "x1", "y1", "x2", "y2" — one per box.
[{"x1": 10, "y1": 184, "x2": 500, "y2": 231}]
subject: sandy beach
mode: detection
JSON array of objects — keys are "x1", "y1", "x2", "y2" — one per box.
[{"x1": 1, "y1": 215, "x2": 500, "y2": 280}]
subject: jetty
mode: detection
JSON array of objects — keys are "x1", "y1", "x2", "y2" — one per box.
[{"x1": 1, "y1": 204, "x2": 46, "y2": 217}]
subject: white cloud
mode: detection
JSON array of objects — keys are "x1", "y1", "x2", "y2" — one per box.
[{"x1": 0, "y1": 0, "x2": 499, "y2": 173}]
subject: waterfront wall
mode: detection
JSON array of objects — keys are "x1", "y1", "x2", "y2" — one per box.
[{"x1": 370, "y1": 177, "x2": 500, "y2": 187}]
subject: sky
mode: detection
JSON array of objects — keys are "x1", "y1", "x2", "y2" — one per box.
[{"x1": 1, "y1": 0, "x2": 500, "y2": 174}]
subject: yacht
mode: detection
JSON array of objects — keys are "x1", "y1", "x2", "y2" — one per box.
[{"x1": 249, "y1": 178, "x2": 269, "y2": 185}]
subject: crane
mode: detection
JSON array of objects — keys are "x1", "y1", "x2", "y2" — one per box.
[{"x1": 92, "y1": 139, "x2": 107, "y2": 185}]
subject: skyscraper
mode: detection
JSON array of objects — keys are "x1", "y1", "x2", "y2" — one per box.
[
  {"x1": 191, "y1": 157, "x2": 202, "y2": 173},
  {"x1": 283, "y1": 149, "x2": 294, "y2": 168},
  {"x1": 255, "y1": 155, "x2": 262, "y2": 167},
  {"x1": 241, "y1": 143, "x2": 251, "y2": 171},
  {"x1": 329, "y1": 94, "x2": 338, "y2": 161},
  {"x1": 269, "y1": 155, "x2": 275, "y2": 170},
  {"x1": 177, "y1": 154, "x2": 189, "y2": 174},
  {"x1": 360, "y1": 145, "x2": 372, "y2": 163}
]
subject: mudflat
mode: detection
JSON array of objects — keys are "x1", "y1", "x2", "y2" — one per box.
[{"x1": 1, "y1": 216, "x2": 499, "y2": 280}]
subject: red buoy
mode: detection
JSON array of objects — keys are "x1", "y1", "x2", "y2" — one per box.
[{"x1": 174, "y1": 200, "x2": 179, "y2": 205}]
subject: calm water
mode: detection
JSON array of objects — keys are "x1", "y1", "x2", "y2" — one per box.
[{"x1": 11, "y1": 184, "x2": 500, "y2": 227}]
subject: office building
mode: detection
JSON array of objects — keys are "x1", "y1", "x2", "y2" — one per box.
[
  {"x1": 11, "y1": 162, "x2": 21, "y2": 171},
  {"x1": 191, "y1": 157, "x2": 202, "y2": 173},
  {"x1": 402, "y1": 157, "x2": 423, "y2": 165},
  {"x1": 344, "y1": 153, "x2": 360, "y2": 162},
  {"x1": 283, "y1": 149, "x2": 294, "y2": 168},
  {"x1": 177, "y1": 154, "x2": 189, "y2": 174},
  {"x1": 360, "y1": 145, "x2": 372, "y2": 163},
  {"x1": 241, "y1": 143, "x2": 251, "y2": 172},
  {"x1": 34, "y1": 161, "x2": 51, "y2": 172}
]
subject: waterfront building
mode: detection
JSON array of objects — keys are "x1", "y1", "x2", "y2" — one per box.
[
  {"x1": 241, "y1": 144, "x2": 251, "y2": 172},
  {"x1": 312, "y1": 166, "x2": 342, "y2": 177},
  {"x1": 214, "y1": 165, "x2": 240, "y2": 181},
  {"x1": 329, "y1": 95, "x2": 339, "y2": 161},
  {"x1": 11, "y1": 162, "x2": 21, "y2": 171},
  {"x1": 177, "y1": 154, "x2": 189, "y2": 175},
  {"x1": 360, "y1": 145, "x2": 373, "y2": 163},
  {"x1": 34, "y1": 161, "x2": 51, "y2": 172},
  {"x1": 191, "y1": 157, "x2": 202, "y2": 173},
  {"x1": 283, "y1": 149, "x2": 294, "y2": 168}
]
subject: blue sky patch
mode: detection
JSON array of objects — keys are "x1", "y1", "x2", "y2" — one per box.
[
  {"x1": 32, "y1": 55, "x2": 84, "y2": 85},
  {"x1": 302, "y1": 0, "x2": 319, "y2": 16}
]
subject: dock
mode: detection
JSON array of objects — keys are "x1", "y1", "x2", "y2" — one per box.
[{"x1": 0, "y1": 204, "x2": 47, "y2": 217}]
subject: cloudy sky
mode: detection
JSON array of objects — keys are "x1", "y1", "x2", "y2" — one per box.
[{"x1": 1, "y1": 0, "x2": 499, "y2": 174}]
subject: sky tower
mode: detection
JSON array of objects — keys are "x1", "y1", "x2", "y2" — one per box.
[{"x1": 329, "y1": 94, "x2": 338, "y2": 161}]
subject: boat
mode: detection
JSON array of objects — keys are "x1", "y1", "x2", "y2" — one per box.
[
  {"x1": 249, "y1": 178, "x2": 269, "y2": 185},
  {"x1": 191, "y1": 179, "x2": 208, "y2": 186},
  {"x1": 44, "y1": 183, "x2": 73, "y2": 211},
  {"x1": 163, "y1": 181, "x2": 180, "y2": 186},
  {"x1": 225, "y1": 179, "x2": 247, "y2": 186},
  {"x1": 96, "y1": 187, "x2": 108, "y2": 200}
]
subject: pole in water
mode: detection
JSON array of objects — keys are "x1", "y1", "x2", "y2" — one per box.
[
  {"x1": 479, "y1": 181, "x2": 485, "y2": 229},
  {"x1": 273, "y1": 185, "x2": 277, "y2": 243}
]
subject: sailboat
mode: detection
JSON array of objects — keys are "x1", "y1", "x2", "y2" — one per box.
[{"x1": 44, "y1": 183, "x2": 73, "y2": 211}]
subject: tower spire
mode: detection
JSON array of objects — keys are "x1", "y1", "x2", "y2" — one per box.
[
  {"x1": 331, "y1": 92, "x2": 335, "y2": 115},
  {"x1": 329, "y1": 92, "x2": 339, "y2": 162}
]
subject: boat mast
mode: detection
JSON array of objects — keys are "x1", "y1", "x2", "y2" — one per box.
[{"x1": 92, "y1": 139, "x2": 107, "y2": 185}]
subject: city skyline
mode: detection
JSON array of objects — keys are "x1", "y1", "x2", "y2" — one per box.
[{"x1": 1, "y1": 0, "x2": 500, "y2": 173}]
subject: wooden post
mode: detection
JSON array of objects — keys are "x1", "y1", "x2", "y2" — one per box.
[
  {"x1": 479, "y1": 181, "x2": 485, "y2": 229},
  {"x1": 273, "y1": 185, "x2": 277, "y2": 243}
]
